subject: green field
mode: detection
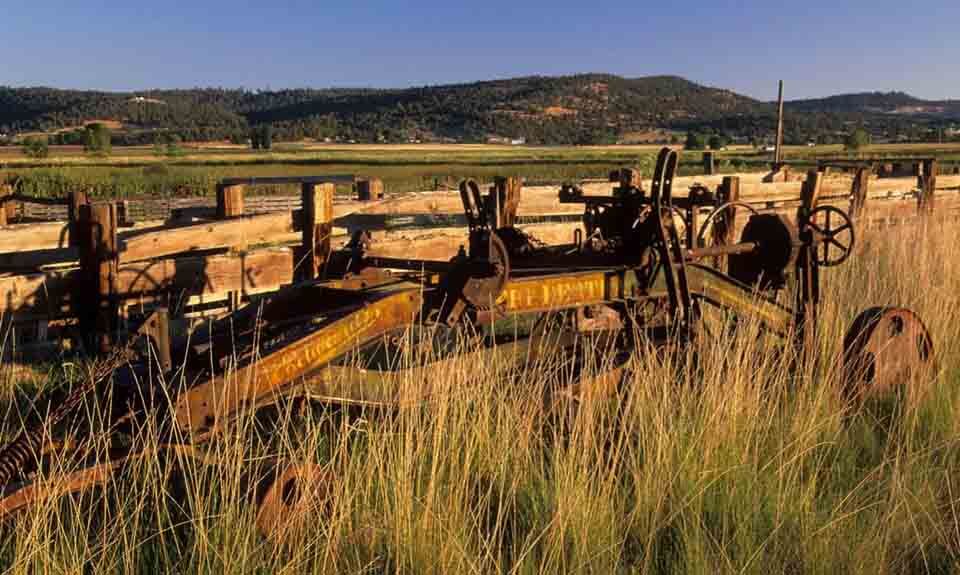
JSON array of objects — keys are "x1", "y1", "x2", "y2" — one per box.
[
  {"x1": 4, "y1": 142, "x2": 960, "y2": 199},
  {"x1": 0, "y1": 144, "x2": 671, "y2": 198}
]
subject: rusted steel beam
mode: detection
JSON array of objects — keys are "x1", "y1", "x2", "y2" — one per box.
[
  {"x1": 0, "y1": 445, "x2": 203, "y2": 520},
  {"x1": 0, "y1": 458, "x2": 127, "y2": 519}
]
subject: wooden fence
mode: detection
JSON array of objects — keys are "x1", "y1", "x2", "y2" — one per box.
[{"x1": 0, "y1": 168, "x2": 957, "y2": 355}]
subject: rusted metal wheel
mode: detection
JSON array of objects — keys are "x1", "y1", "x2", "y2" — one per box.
[
  {"x1": 728, "y1": 214, "x2": 799, "y2": 290},
  {"x1": 462, "y1": 232, "x2": 510, "y2": 309},
  {"x1": 255, "y1": 462, "x2": 330, "y2": 541},
  {"x1": 842, "y1": 307, "x2": 934, "y2": 402}
]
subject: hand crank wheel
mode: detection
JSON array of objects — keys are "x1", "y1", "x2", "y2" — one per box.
[{"x1": 808, "y1": 206, "x2": 855, "y2": 267}]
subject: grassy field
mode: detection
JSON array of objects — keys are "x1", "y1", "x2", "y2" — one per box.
[
  {"x1": 4, "y1": 142, "x2": 960, "y2": 200},
  {"x1": 3, "y1": 162, "x2": 657, "y2": 199},
  {"x1": 0, "y1": 144, "x2": 671, "y2": 198},
  {"x1": 0, "y1": 218, "x2": 957, "y2": 573}
]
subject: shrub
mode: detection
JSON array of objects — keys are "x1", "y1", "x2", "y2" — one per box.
[
  {"x1": 21, "y1": 136, "x2": 49, "y2": 159},
  {"x1": 83, "y1": 123, "x2": 112, "y2": 156},
  {"x1": 685, "y1": 132, "x2": 706, "y2": 150},
  {"x1": 845, "y1": 128, "x2": 871, "y2": 151}
]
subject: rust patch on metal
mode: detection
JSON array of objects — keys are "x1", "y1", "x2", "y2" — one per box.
[
  {"x1": 256, "y1": 462, "x2": 330, "y2": 542},
  {"x1": 842, "y1": 307, "x2": 934, "y2": 401}
]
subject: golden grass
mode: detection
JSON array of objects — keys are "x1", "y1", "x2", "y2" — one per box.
[{"x1": 0, "y1": 218, "x2": 958, "y2": 573}]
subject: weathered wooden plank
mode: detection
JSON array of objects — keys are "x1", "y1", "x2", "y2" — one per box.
[
  {"x1": 0, "y1": 272, "x2": 71, "y2": 315},
  {"x1": 0, "y1": 220, "x2": 169, "y2": 254},
  {"x1": 116, "y1": 248, "x2": 294, "y2": 297},
  {"x1": 0, "y1": 222, "x2": 71, "y2": 252},
  {"x1": 119, "y1": 211, "x2": 297, "y2": 263},
  {"x1": 0, "y1": 247, "x2": 79, "y2": 270},
  {"x1": 360, "y1": 222, "x2": 583, "y2": 261}
]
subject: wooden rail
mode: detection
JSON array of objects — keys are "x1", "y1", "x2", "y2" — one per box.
[{"x1": 0, "y1": 171, "x2": 957, "y2": 354}]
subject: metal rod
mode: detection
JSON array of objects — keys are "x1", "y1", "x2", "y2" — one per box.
[
  {"x1": 686, "y1": 242, "x2": 758, "y2": 260},
  {"x1": 363, "y1": 256, "x2": 457, "y2": 273}
]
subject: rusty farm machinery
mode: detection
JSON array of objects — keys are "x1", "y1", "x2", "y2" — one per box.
[{"x1": 0, "y1": 148, "x2": 936, "y2": 536}]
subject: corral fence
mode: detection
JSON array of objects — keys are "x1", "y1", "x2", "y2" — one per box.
[{"x1": 0, "y1": 159, "x2": 956, "y2": 357}]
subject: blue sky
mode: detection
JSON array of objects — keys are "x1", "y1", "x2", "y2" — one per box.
[{"x1": 2, "y1": 0, "x2": 958, "y2": 100}]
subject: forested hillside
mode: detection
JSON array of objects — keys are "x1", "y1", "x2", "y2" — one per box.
[{"x1": 1, "y1": 75, "x2": 956, "y2": 146}]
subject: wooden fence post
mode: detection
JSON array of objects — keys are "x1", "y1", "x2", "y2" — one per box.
[
  {"x1": 702, "y1": 151, "x2": 715, "y2": 175},
  {"x1": 77, "y1": 202, "x2": 118, "y2": 354},
  {"x1": 0, "y1": 185, "x2": 11, "y2": 227},
  {"x1": 300, "y1": 182, "x2": 334, "y2": 280},
  {"x1": 712, "y1": 176, "x2": 740, "y2": 270},
  {"x1": 919, "y1": 158, "x2": 937, "y2": 213},
  {"x1": 68, "y1": 191, "x2": 89, "y2": 247},
  {"x1": 491, "y1": 176, "x2": 522, "y2": 228},
  {"x1": 216, "y1": 184, "x2": 245, "y2": 219},
  {"x1": 795, "y1": 170, "x2": 823, "y2": 351},
  {"x1": 116, "y1": 200, "x2": 131, "y2": 227},
  {"x1": 356, "y1": 178, "x2": 384, "y2": 201},
  {"x1": 218, "y1": 185, "x2": 247, "y2": 307},
  {"x1": 850, "y1": 167, "x2": 870, "y2": 218}
]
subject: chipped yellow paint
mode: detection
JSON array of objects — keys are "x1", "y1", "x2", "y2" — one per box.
[
  {"x1": 500, "y1": 273, "x2": 608, "y2": 313},
  {"x1": 175, "y1": 289, "x2": 422, "y2": 435},
  {"x1": 698, "y1": 277, "x2": 792, "y2": 333}
]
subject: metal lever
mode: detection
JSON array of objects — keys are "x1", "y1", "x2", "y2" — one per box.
[{"x1": 459, "y1": 179, "x2": 487, "y2": 231}]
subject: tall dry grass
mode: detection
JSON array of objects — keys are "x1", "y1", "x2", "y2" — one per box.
[{"x1": 0, "y1": 219, "x2": 958, "y2": 574}]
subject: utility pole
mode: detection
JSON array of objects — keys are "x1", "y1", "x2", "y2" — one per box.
[{"x1": 775, "y1": 80, "x2": 785, "y2": 167}]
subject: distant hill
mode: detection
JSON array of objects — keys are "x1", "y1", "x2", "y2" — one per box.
[
  {"x1": 787, "y1": 91, "x2": 960, "y2": 117},
  {"x1": 0, "y1": 75, "x2": 955, "y2": 146}
]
